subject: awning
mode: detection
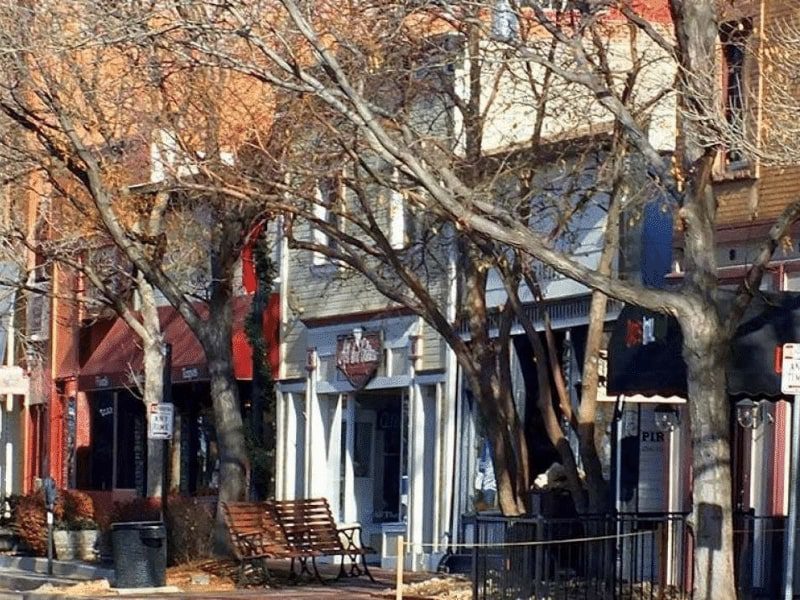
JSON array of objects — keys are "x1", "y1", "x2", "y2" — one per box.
[
  {"x1": 78, "y1": 294, "x2": 279, "y2": 392},
  {"x1": 606, "y1": 304, "x2": 687, "y2": 397},
  {"x1": 607, "y1": 292, "x2": 800, "y2": 398}
]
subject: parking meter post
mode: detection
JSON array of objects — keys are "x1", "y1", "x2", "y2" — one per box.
[{"x1": 42, "y1": 477, "x2": 57, "y2": 576}]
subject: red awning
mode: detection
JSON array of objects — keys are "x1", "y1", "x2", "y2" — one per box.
[{"x1": 78, "y1": 294, "x2": 279, "y2": 392}]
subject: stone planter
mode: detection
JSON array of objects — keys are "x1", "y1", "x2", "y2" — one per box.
[{"x1": 53, "y1": 529, "x2": 99, "y2": 561}]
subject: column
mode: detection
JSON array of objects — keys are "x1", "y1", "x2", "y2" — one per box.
[
  {"x1": 408, "y1": 383, "x2": 425, "y2": 570},
  {"x1": 344, "y1": 394, "x2": 356, "y2": 522}
]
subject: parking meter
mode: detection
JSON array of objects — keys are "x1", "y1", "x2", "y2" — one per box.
[
  {"x1": 43, "y1": 477, "x2": 57, "y2": 511},
  {"x1": 42, "y1": 477, "x2": 56, "y2": 575}
]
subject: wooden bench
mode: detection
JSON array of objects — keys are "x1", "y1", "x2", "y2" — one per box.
[
  {"x1": 270, "y1": 497, "x2": 377, "y2": 582},
  {"x1": 221, "y1": 501, "x2": 317, "y2": 586}
]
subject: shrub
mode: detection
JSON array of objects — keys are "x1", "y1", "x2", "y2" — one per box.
[
  {"x1": 106, "y1": 497, "x2": 160, "y2": 531},
  {"x1": 165, "y1": 497, "x2": 214, "y2": 566},
  {"x1": 103, "y1": 496, "x2": 213, "y2": 566},
  {"x1": 63, "y1": 490, "x2": 94, "y2": 521},
  {"x1": 12, "y1": 490, "x2": 65, "y2": 556}
]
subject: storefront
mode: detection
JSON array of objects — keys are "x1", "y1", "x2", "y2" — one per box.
[
  {"x1": 607, "y1": 292, "x2": 800, "y2": 590},
  {"x1": 276, "y1": 315, "x2": 455, "y2": 571},
  {"x1": 62, "y1": 294, "x2": 279, "y2": 499}
]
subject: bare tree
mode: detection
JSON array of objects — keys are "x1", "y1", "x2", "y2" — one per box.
[
  {"x1": 151, "y1": 1, "x2": 800, "y2": 596},
  {"x1": 0, "y1": 1, "x2": 275, "y2": 528}
]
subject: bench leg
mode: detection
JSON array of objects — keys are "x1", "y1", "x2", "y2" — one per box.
[
  {"x1": 236, "y1": 560, "x2": 248, "y2": 588},
  {"x1": 237, "y1": 558, "x2": 273, "y2": 588},
  {"x1": 361, "y1": 554, "x2": 376, "y2": 583},
  {"x1": 335, "y1": 553, "x2": 376, "y2": 583},
  {"x1": 311, "y1": 556, "x2": 327, "y2": 585}
]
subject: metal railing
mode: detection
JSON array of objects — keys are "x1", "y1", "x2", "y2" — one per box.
[
  {"x1": 472, "y1": 512, "x2": 692, "y2": 600},
  {"x1": 734, "y1": 512, "x2": 786, "y2": 600}
]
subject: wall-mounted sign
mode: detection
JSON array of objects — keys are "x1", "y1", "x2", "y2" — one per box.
[
  {"x1": 95, "y1": 375, "x2": 111, "y2": 389},
  {"x1": 336, "y1": 329, "x2": 382, "y2": 390},
  {"x1": 181, "y1": 366, "x2": 200, "y2": 381},
  {"x1": 0, "y1": 366, "x2": 29, "y2": 396}
]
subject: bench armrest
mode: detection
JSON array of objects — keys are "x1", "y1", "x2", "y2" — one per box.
[{"x1": 337, "y1": 525, "x2": 365, "y2": 552}]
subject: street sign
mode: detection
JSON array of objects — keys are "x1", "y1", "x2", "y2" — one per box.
[
  {"x1": 148, "y1": 403, "x2": 174, "y2": 440},
  {"x1": 782, "y1": 343, "x2": 800, "y2": 395}
]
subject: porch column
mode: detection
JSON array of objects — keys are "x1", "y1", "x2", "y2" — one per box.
[
  {"x1": 305, "y1": 361, "x2": 327, "y2": 498},
  {"x1": 343, "y1": 394, "x2": 356, "y2": 522},
  {"x1": 275, "y1": 390, "x2": 286, "y2": 499},
  {"x1": 408, "y1": 382, "x2": 425, "y2": 570},
  {"x1": 327, "y1": 394, "x2": 343, "y2": 519}
]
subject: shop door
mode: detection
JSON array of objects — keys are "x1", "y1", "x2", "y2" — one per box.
[
  {"x1": 352, "y1": 410, "x2": 376, "y2": 526},
  {"x1": 346, "y1": 391, "x2": 407, "y2": 539}
]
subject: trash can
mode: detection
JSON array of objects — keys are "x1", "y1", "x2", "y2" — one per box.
[{"x1": 111, "y1": 521, "x2": 167, "y2": 588}]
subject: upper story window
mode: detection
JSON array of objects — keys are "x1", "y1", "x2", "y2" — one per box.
[
  {"x1": 312, "y1": 175, "x2": 345, "y2": 265},
  {"x1": 720, "y1": 20, "x2": 753, "y2": 172}
]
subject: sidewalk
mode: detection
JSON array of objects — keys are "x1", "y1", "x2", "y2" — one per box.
[{"x1": 0, "y1": 557, "x2": 460, "y2": 600}]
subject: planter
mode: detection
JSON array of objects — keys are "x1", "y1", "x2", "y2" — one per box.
[{"x1": 53, "y1": 529, "x2": 99, "y2": 561}]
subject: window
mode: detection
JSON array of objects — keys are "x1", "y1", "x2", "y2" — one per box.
[
  {"x1": 785, "y1": 268, "x2": 800, "y2": 292},
  {"x1": 720, "y1": 21, "x2": 752, "y2": 170},
  {"x1": 312, "y1": 176, "x2": 344, "y2": 265}
]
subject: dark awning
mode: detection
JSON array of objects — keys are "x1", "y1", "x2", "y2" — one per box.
[
  {"x1": 607, "y1": 292, "x2": 800, "y2": 398},
  {"x1": 607, "y1": 304, "x2": 687, "y2": 397}
]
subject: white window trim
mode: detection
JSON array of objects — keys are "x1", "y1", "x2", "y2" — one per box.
[{"x1": 388, "y1": 169, "x2": 406, "y2": 250}]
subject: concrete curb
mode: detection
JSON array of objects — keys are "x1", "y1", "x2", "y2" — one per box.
[{"x1": 0, "y1": 557, "x2": 114, "y2": 582}]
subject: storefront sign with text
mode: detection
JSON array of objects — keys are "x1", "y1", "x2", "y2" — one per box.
[{"x1": 336, "y1": 330, "x2": 382, "y2": 389}]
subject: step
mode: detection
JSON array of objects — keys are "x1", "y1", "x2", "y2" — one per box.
[
  {"x1": 0, "y1": 557, "x2": 113, "y2": 582},
  {"x1": 0, "y1": 528, "x2": 18, "y2": 552},
  {"x1": 0, "y1": 570, "x2": 83, "y2": 593}
]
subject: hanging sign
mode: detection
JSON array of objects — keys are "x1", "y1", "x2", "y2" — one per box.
[
  {"x1": 336, "y1": 329, "x2": 382, "y2": 389},
  {"x1": 148, "y1": 403, "x2": 174, "y2": 440}
]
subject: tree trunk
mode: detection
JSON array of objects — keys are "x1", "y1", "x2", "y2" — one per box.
[
  {"x1": 463, "y1": 364, "x2": 527, "y2": 516},
  {"x1": 139, "y1": 275, "x2": 166, "y2": 498},
  {"x1": 203, "y1": 315, "x2": 249, "y2": 504},
  {"x1": 200, "y1": 300, "x2": 249, "y2": 551},
  {"x1": 683, "y1": 314, "x2": 736, "y2": 600}
]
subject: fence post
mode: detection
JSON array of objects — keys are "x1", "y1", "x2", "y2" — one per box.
[
  {"x1": 657, "y1": 522, "x2": 667, "y2": 600},
  {"x1": 395, "y1": 535, "x2": 404, "y2": 600}
]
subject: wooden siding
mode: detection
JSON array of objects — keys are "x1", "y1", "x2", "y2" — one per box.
[{"x1": 283, "y1": 219, "x2": 449, "y2": 378}]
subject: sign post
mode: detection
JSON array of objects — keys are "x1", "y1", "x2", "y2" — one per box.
[
  {"x1": 42, "y1": 477, "x2": 57, "y2": 576},
  {"x1": 781, "y1": 343, "x2": 800, "y2": 599}
]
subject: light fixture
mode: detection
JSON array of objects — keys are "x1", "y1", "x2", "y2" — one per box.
[
  {"x1": 408, "y1": 334, "x2": 422, "y2": 361},
  {"x1": 654, "y1": 404, "x2": 680, "y2": 432},
  {"x1": 24, "y1": 347, "x2": 38, "y2": 374},
  {"x1": 305, "y1": 347, "x2": 317, "y2": 372},
  {"x1": 736, "y1": 399, "x2": 764, "y2": 429}
]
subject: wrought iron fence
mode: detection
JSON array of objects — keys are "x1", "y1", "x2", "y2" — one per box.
[
  {"x1": 472, "y1": 512, "x2": 692, "y2": 600},
  {"x1": 734, "y1": 512, "x2": 786, "y2": 600}
]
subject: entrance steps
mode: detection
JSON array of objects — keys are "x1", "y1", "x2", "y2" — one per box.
[
  {"x1": 0, "y1": 556, "x2": 114, "y2": 593},
  {"x1": 0, "y1": 528, "x2": 18, "y2": 552}
]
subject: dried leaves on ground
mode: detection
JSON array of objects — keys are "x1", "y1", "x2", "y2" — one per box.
[{"x1": 381, "y1": 576, "x2": 471, "y2": 600}]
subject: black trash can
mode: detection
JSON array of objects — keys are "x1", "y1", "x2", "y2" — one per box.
[{"x1": 111, "y1": 521, "x2": 167, "y2": 588}]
